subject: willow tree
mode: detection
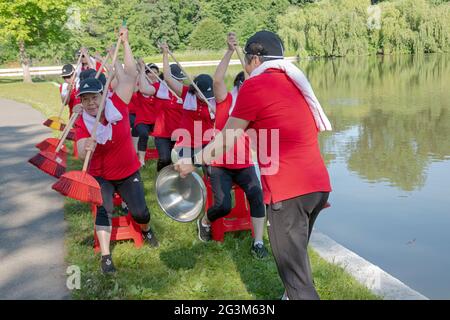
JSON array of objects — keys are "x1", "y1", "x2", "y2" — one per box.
[{"x1": 0, "y1": 0, "x2": 72, "y2": 82}]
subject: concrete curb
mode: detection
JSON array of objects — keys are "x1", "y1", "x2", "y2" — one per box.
[{"x1": 310, "y1": 231, "x2": 428, "y2": 300}]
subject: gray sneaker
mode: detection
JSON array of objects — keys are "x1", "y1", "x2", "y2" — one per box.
[
  {"x1": 101, "y1": 254, "x2": 116, "y2": 274},
  {"x1": 197, "y1": 219, "x2": 211, "y2": 242},
  {"x1": 251, "y1": 241, "x2": 269, "y2": 259},
  {"x1": 143, "y1": 228, "x2": 159, "y2": 248}
]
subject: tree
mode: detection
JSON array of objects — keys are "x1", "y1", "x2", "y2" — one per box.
[
  {"x1": 0, "y1": 0, "x2": 72, "y2": 82},
  {"x1": 189, "y1": 18, "x2": 226, "y2": 50}
]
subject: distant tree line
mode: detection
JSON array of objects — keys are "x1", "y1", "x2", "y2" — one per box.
[{"x1": 1, "y1": 0, "x2": 450, "y2": 81}]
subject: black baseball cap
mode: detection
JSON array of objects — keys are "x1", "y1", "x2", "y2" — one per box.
[
  {"x1": 61, "y1": 64, "x2": 74, "y2": 77},
  {"x1": 79, "y1": 68, "x2": 106, "y2": 87},
  {"x1": 77, "y1": 78, "x2": 103, "y2": 97},
  {"x1": 146, "y1": 63, "x2": 159, "y2": 73},
  {"x1": 170, "y1": 64, "x2": 186, "y2": 80},
  {"x1": 244, "y1": 30, "x2": 284, "y2": 59},
  {"x1": 194, "y1": 74, "x2": 214, "y2": 100}
]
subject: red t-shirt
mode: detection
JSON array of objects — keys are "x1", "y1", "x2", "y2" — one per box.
[
  {"x1": 59, "y1": 83, "x2": 80, "y2": 117},
  {"x1": 211, "y1": 93, "x2": 253, "y2": 169},
  {"x1": 135, "y1": 83, "x2": 159, "y2": 125},
  {"x1": 176, "y1": 86, "x2": 214, "y2": 148},
  {"x1": 152, "y1": 86, "x2": 183, "y2": 138},
  {"x1": 75, "y1": 93, "x2": 141, "y2": 180},
  {"x1": 128, "y1": 92, "x2": 139, "y2": 115},
  {"x1": 231, "y1": 69, "x2": 331, "y2": 204}
]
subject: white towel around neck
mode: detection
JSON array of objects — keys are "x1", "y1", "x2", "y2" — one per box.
[
  {"x1": 82, "y1": 96, "x2": 123, "y2": 144},
  {"x1": 183, "y1": 92, "x2": 216, "y2": 119},
  {"x1": 250, "y1": 59, "x2": 332, "y2": 132},
  {"x1": 156, "y1": 81, "x2": 170, "y2": 100}
]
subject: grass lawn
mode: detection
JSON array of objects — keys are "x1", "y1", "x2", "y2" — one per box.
[{"x1": 0, "y1": 81, "x2": 380, "y2": 300}]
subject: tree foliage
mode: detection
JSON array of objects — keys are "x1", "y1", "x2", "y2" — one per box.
[
  {"x1": 278, "y1": 0, "x2": 450, "y2": 57},
  {"x1": 1, "y1": 0, "x2": 450, "y2": 66}
]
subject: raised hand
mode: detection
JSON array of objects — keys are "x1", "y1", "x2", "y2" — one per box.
[{"x1": 227, "y1": 32, "x2": 237, "y2": 51}]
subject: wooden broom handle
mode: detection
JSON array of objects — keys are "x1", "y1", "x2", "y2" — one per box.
[
  {"x1": 91, "y1": 38, "x2": 121, "y2": 138},
  {"x1": 165, "y1": 48, "x2": 215, "y2": 112},
  {"x1": 235, "y1": 45, "x2": 249, "y2": 79},
  {"x1": 81, "y1": 37, "x2": 122, "y2": 172},
  {"x1": 95, "y1": 52, "x2": 111, "y2": 78},
  {"x1": 55, "y1": 53, "x2": 111, "y2": 153},
  {"x1": 143, "y1": 64, "x2": 182, "y2": 100},
  {"x1": 55, "y1": 112, "x2": 80, "y2": 152},
  {"x1": 57, "y1": 54, "x2": 83, "y2": 119}
]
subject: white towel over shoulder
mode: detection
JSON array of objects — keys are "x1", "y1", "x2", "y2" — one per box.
[
  {"x1": 183, "y1": 92, "x2": 216, "y2": 120},
  {"x1": 82, "y1": 96, "x2": 123, "y2": 144},
  {"x1": 156, "y1": 81, "x2": 170, "y2": 100},
  {"x1": 250, "y1": 59, "x2": 332, "y2": 132}
]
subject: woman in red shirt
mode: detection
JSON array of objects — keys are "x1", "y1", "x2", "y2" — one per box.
[
  {"x1": 175, "y1": 31, "x2": 332, "y2": 300},
  {"x1": 75, "y1": 27, "x2": 159, "y2": 274},
  {"x1": 160, "y1": 43, "x2": 214, "y2": 161},
  {"x1": 59, "y1": 64, "x2": 80, "y2": 118},
  {"x1": 192, "y1": 33, "x2": 268, "y2": 259},
  {"x1": 151, "y1": 63, "x2": 185, "y2": 171},
  {"x1": 134, "y1": 61, "x2": 159, "y2": 166}
]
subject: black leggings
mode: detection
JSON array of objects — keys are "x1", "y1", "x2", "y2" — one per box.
[
  {"x1": 136, "y1": 123, "x2": 154, "y2": 152},
  {"x1": 129, "y1": 113, "x2": 138, "y2": 137},
  {"x1": 94, "y1": 171, "x2": 150, "y2": 227},
  {"x1": 155, "y1": 137, "x2": 175, "y2": 172},
  {"x1": 207, "y1": 166, "x2": 265, "y2": 222}
]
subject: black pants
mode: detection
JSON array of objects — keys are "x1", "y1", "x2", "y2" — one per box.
[
  {"x1": 207, "y1": 166, "x2": 265, "y2": 222},
  {"x1": 267, "y1": 192, "x2": 329, "y2": 300},
  {"x1": 155, "y1": 137, "x2": 175, "y2": 171},
  {"x1": 94, "y1": 171, "x2": 150, "y2": 227},
  {"x1": 136, "y1": 123, "x2": 154, "y2": 152},
  {"x1": 129, "y1": 113, "x2": 138, "y2": 137}
]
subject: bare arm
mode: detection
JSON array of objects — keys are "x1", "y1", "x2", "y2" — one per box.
[
  {"x1": 137, "y1": 60, "x2": 156, "y2": 96},
  {"x1": 160, "y1": 43, "x2": 183, "y2": 97},
  {"x1": 214, "y1": 32, "x2": 237, "y2": 103},
  {"x1": 115, "y1": 27, "x2": 137, "y2": 104},
  {"x1": 199, "y1": 117, "x2": 249, "y2": 165}
]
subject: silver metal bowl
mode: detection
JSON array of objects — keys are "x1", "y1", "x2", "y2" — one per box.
[{"x1": 155, "y1": 165, "x2": 206, "y2": 223}]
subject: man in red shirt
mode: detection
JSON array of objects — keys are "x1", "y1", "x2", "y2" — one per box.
[{"x1": 175, "y1": 31, "x2": 332, "y2": 300}]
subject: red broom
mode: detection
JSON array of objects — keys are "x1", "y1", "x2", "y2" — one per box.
[
  {"x1": 66, "y1": 129, "x2": 76, "y2": 141},
  {"x1": 43, "y1": 54, "x2": 82, "y2": 131},
  {"x1": 29, "y1": 111, "x2": 81, "y2": 178},
  {"x1": 52, "y1": 35, "x2": 123, "y2": 205},
  {"x1": 36, "y1": 137, "x2": 68, "y2": 154}
]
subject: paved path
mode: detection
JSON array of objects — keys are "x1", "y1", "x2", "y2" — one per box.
[{"x1": 0, "y1": 98, "x2": 68, "y2": 299}]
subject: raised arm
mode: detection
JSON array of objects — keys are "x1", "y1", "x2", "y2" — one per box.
[
  {"x1": 160, "y1": 43, "x2": 183, "y2": 97},
  {"x1": 137, "y1": 59, "x2": 156, "y2": 96},
  {"x1": 115, "y1": 26, "x2": 137, "y2": 104},
  {"x1": 214, "y1": 32, "x2": 237, "y2": 103}
]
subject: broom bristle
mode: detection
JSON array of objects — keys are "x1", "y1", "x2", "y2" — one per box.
[
  {"x1": 52, "y1": 171, "x2": 102, "y2": 205},
  {"x1": 43, "y1": 119, "x2": 53, "y2": 127},
  {"x1": 35, "y1": 138, "x2": 68, "y2": 154},
  {"x1": 28, "y1": 151, "x2": 67, "y2": 178},
  {"x1": 66, "y1": 129, "x2": 76, "y2": 141}
]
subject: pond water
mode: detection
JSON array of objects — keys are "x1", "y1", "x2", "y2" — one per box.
[{"x1": 302, "y1": 54, "x2": 450, "y2": 299}]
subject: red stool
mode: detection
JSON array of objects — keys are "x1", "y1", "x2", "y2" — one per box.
[
  {"x1": 204, "y1": 178, "x2": 254, "y2": 242},
  {"x1": 91, "y1": 193, "x2": 143, "y2": 253},
  {"x1": 145, "y1": 148, "x2": 159, "y2": 161}
]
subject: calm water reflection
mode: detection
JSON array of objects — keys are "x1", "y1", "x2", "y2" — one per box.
[{"x1": 300, "y1": 54, "x2": 450, "y2": 299}]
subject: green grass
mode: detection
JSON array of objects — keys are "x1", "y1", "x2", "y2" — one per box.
[{"x1": 0, "y1": 81, "x2": 380, "y2": 300}]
